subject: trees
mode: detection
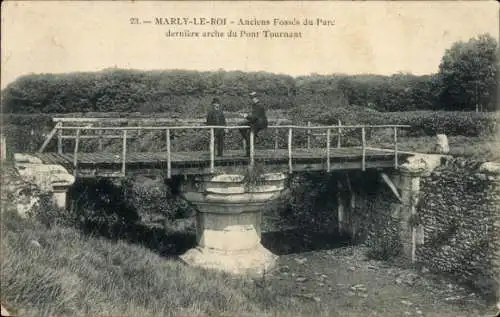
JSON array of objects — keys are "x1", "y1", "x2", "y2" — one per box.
[
  {"x1": 437, "y1": 33, "x2": 498, "y2": 111},
  {"x1": 1, "y1": 33, "x2": 498, "y2": 114}
]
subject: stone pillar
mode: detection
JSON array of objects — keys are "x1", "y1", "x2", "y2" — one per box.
[
  {"x1": 397, "y1": 154, "x2": 445, "y2": 262},
  {"x1": 398, "y1": 167, "x2": 424, "y2": 262},
  {"x1": 14, "y1": 154, "x2": 75, "y2": 211},
  {"x1": 398, "y1": 155, "x2": 434, "y2": 263},
  {"x1": 53, "y1": 186, "x2": 69, "y2": 209},
  {"x1": 478, "y1": 162, "x2": 500, "y2": 310},
  {"x1": 180, "y1": 173, "x2": 286, "y2": 276},
  {"x1": 0, "y1": 134, "x2": 6, "y2": 162},
  {"x1": 337, "y1": 179, "x2": 345, "y2": 235}
]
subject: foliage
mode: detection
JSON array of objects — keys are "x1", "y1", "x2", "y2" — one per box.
[
  {"x1": 2, "y1": 33, "x2": 498, "y2": 114},
  {"x1": 2, "y1": 70, "x2": 296, "y2": 114},
  {"x1": 438, "y1": 33, "x2": 499, "y2": 111},
  {"x1": 122, "y1": 175, "x2": 194, "y2": 223},
  {"x1": 302, "y1": 109, "x2": 498, "y2": 137}
]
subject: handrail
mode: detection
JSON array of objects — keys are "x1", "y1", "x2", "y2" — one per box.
[
  {"x1": 40, "y1": 120, "x2": 410, "y2": 177},
  {"x1": 52, "y1": 117, "x2": 293, "y2": 124},
  {"x1": 55, "y1": 124, "x2": 410, "y2": 131}
]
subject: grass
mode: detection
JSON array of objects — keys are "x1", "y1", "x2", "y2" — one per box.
[
  {"x1": 391, "y1": 135, "x2": 500, "y2": 162},
  {"x1": 1, "y1": 207, "x2": 266, "y2": 317},
  {"x1": 1, "y1": 203, "x2": 497, "y2": 317}
]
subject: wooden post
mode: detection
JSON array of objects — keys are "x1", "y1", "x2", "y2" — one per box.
[
  {"x1": 249, "y1": 129, "x2": 255, "y2": 167},
  {"x1": 288, "y1": 128, "x2": 293, "y2": 173},
  {"x1": 58, "y1": 126, "x2": 63, "y2": 154},
  {"x1": 73, "y1": 128, "x2": 81, "y2": 171},
  {"x1": 307, "y1": 121, "x2": 311, "y2": 150},
  {"x1": 210, "y1": 128, "x2": 215, "y2": 173},
  {"x1": 137, "y1": 129, "x2": 142, "y2": 152},
  {"x1": 361, "y1": 127, "x2": 366, "y2": 171},
  {"x1": 394, "y1": 127, "x2": 398, "y2": 168},
  {"x1": 98, "y1": 122, "x2": 103, "y2": 152},
  {"x1": 337, "y1": 120, "x2": 342, "y2": 149},
  {"x1": 38, "y1": 123, "x2": 60, "y2": 153},
  {"x1": 122, "y1": 130, "x2": 127, "y2": 176},
  {"x1": 166, "y1": 128, "x2": 171, "y2": 179},
  {"x1": 326, "y1": 128, "x2": 331, "y2": 172},
  {"x1": 0, "y1": 135, "x2": 6, "y2": 162},
  {"x1": 274, "y1": 128, "x2": 279, "y2": 151}
]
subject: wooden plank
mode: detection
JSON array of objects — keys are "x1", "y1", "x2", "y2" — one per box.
[
  {"x1": 22, "y1": 147, "x2": 412, "y2": 177},
  {"x1": 122, "y1": 130, "x2": 127, "y2": 175},
  {"x1": 98, "y1": 122, "x2": 103, "y2": 151},
  {"x1": 166, "y1": 129, "x2": 171, "y2": 178},
  {"x1": 307, "y1": 121, "x2": 311, "y2": 150},
  {"x1": 73, "y1": 129, "x2": 81, "y2": 172},
  {"x1": 394, "y1": 127, "x2": 398, "y2": 168},
  {"x1": 337, "y1": 120, "x2": 342, "y2": 148},
  {"x1": 288, "y1": 128, "x2": 293, "y2": 173},
  {"x1": 274, "y1": 127, "x2": 279, "y2": 151},
  {"x1": 361, "y1": 127, "x2": 366, "y2": 171},
  {"x1": 326, "y1": 129, "x2": 331, "y2": 172},
  {"x1": 57, "y1": 127, "x2": 63, "y2": 154},
  {"x1": 74, "y1": 159, "x2": 402, "y2": 178},
  {"x1": 38, "y1": 123, "x2": 60, "y2": 152}
]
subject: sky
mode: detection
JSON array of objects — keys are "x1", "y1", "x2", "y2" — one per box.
[{"x1": 1, "y1": 1, "x2": 499, "y2": 88}]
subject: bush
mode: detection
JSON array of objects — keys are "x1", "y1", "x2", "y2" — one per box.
[{"x1": 300, "y1": 108, "x2": 498, "y2": 137}]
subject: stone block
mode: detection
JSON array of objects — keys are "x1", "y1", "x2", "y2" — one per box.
[
  {"x1": 434, "y1": 134, "x2": 450, "y2": 154},
  {"x1": 180, "y1": 172, "x2": 286, "y2": 276}
]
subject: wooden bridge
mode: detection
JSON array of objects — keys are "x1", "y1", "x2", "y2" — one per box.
[{"x1": 27, "y1": 117, "x2": 412, "y2": 178}]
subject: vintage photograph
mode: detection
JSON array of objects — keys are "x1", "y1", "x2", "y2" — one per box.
[{"x1": 1, "y1": 1, "x2": 499, "y2": 316}]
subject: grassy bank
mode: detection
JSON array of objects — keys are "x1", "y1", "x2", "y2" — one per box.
[
  {"x1": 1, "y1": 207, "x2": 272, "y2": 317},
  {"x1": 2, "y1": 206, "x2": 495, "y2": 317}
]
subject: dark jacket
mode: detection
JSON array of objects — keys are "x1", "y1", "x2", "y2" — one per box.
[
  {"x1": 206, "y1": 108, "x2": 226, "y2": 133},
  {"x1": 246, "y1": 103, "x2": 268, "y2": 131}
]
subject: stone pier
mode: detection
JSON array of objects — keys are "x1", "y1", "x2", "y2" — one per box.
[
  {"x1": 13, "y1": 154, "x2": 75, "y2": 211},
  {"x1": 478, "y1": 162, "x2": 500, "y2": 310},
  {"x1": 180, "y1": 172, "x2": 286, "y2": 275},
  {"x1": 397, "y1": 154, "x2": 444, "y2": 262}
]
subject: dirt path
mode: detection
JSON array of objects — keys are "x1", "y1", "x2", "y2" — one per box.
[
  {"x1": 259, "y1": 211, "x2": 497, "y2": 317},
  {"x1": 261, "y1": 245, "x2": 496, "y2": 317}
]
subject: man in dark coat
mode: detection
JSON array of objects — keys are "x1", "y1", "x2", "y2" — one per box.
[
  {"x1": 239, "y1": 92, "x2": 268, "y2": 157},
  {"x1": 206, "y1": 97, "x2": 226, "y2": 156}
]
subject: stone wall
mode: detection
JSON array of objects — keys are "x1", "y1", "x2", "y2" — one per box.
[
  {"x1": 351, "y1": 173, "x2": 403, "y2": 258},
  {"x1": 355, "y1": 157, "x2": 499, "y2": 297},
  {"x1": 416, "y1": 157, "x2": 499, "y2": 295}
]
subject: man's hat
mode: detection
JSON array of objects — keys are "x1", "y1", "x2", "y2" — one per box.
[
  {"x1": 249, "y1": 91, "x2": 257, "y2": 97},
  {"x1": 211, "y1": 97, "x2": 220, "y2": 104}
]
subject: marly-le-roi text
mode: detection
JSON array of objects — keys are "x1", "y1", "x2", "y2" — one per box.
[{"x1": 154, "y1": 17, "x2": 227, "y2": 25}]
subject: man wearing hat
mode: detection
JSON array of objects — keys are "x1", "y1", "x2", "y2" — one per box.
[
  {"x1": 206, "y1": 97, "x2": 227, "y2": 157},
  {"x1": 239, "y1": 91, "x2": 268, "y2": 157}
]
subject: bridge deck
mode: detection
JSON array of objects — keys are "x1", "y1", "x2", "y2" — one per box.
[{"x1": 27, "y1": 147, "x2": 411, "y2": 178}]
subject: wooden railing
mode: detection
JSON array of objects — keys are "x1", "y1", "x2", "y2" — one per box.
[{"x1": 39, "y1": 119, "x2": 410, "y2": 178}]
